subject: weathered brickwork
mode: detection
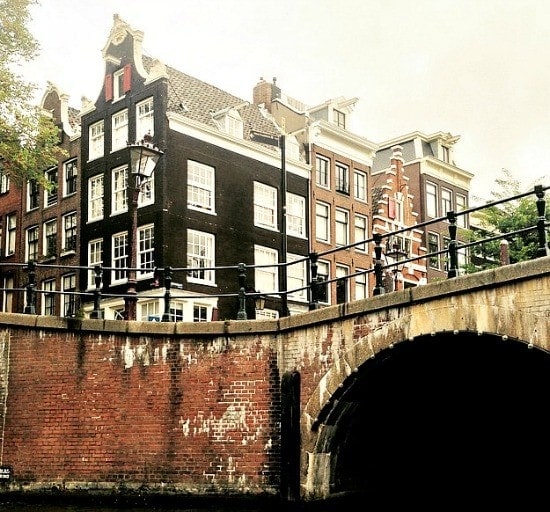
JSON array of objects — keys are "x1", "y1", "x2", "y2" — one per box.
[{"x1": 0, "y1": 256, "x2": 547, "y2": 501}]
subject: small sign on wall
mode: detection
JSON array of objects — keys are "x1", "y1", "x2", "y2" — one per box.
[{"x1": 0, "y1": 466, "x2": 12, "y2": 482}]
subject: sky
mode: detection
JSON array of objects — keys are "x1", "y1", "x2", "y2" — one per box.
[{"x1": 21, "y1": 0, "x2": 550, "y2": 203}]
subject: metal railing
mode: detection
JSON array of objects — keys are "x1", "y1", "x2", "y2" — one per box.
[{"x1": 1, "y1": 184, "x2": 548, "y2": 320}]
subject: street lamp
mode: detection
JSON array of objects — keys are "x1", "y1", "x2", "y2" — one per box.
[
  {"x1": 386, "y1": 241, "x2": 408, "y2": 291},
  {"x1": 125, "y1": 134, "x2": 163, "y2": 321}
]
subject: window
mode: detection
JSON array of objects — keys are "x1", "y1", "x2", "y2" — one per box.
[
  {"x1": 89, "y1": 120, "x2": 104, "y2": 160},
  {"x1": 63, "y1": 160, "x2": 78, "y2": 196},
  {"x1": 316, "y1": 260, "x2": 330, "y2": 304},
  {"x1": 287, "y1": 253, "x2": 307, "y2": 301},
  {"x1": 193, "y1": 304, "x2": 208, "y2": 322},
  {"x1": 136, "y1": 97, "x2": 154, "y2": 140},
  {"x1": 168, "y1": 302, "x2": 185, "y2": 322},
  {"x1": 112, "y1": 166, "x2": 128, "y2": 215},
  {"x1": 141, "y1": 300, "x2": 160, "y2": 322},
  {"x1": 88, "y1": 174, "x2": 104, "y2": 222},
  {"x1": 254, "y1": 182, "x2": 277, "y2": 230},
  {"x1": 6, "y1": 214, "x2": 16, "y2": 256},
  {"x1": 355, "y1": 269, "x2": 367, "y2": 300},
  {"x1": 42, "y1": 279, "x2": 56, "y2": 316},
  {"x1": 335, "y1": 208, "x2": 349, "y2": 246},
  {"x1": 315, "y1": 156, "x2": 329, "y2": 188},
  {"x1": 428, "y1": 232, "x2": 440, "y2": 269},
  {"x1": 442, "y1": 145, "x2": 450, "y2": 163},
  {"x1": 26, "y1": 226, "x2": 39, "y2": 262},
  {"x1": 442, "y1": 188, "x2": 452, "y2": 216},
  {"x1": 88, "y1": 239, "x2": 103, "y2": 289},
  {"x1": 44, "y1": 168, "x2": 58, "y2": 207},
  {"x1": 216, "y1": 109, "x2": 243, "y2": 138},
  {"x1": 112, "y1": 232, "x2": 128, "y2": 283},
  {"x1": 315, "y1": 202, "x2": 330, "y2": 243},
  {"x1": 27, "y1": 180, "x2": 39, "y2": 210},
  {"x1": 1, "y1": 276, "x2": 14, "y2": 312},
  {"x1": 354, "y1": 214, "x2": 368, "y2": 252},
  {"x1": 335, "y1": 163, "x2": 349, "y2": 194},
  {"x1": 113, "y1": 68, "x2": 128, "y2": 101},
  {"x1": 62, "y1": 212, "x2": 77, "y2": 252},
  {"x1": 187, "y1": 160, "x2": 215, "y2": 212},
  {"x1": 0, "y1": 173, "x2": 9, "y2": 194},
  {"x1": 286, "y1": 193, "x2": 306, "y2": 238},
  {"x1": 187, "y1": 229, "x2": 215, "y2": 285},
  {"x1": 333, "y1": 109, "x2": 346, "y2": 128},
  {"x1": 456, "y1": 193, "x2": 467, "y2": 228},
  {"x1": 354, "y1": 169, "x2": 367, "y2": 201},
  {"x1": 336, "y1": 265, "x2": 349, "y2": 304},
  {"x1": 254, "y1": 245, "x2": 278, "y2": 293},
  {"x1": 112, "y1": 109, "x2": 128, "y2": 151},
  {"x1": 62, "y1": 274, "x2": 77, "y2": 317},
  {"x1": 426, "y1": 182, "x2": 438, "y2": 218},
  {"x1": 138, "y1": 224, "x2": 155, "y2": 278},
  {"x1": 43, "y1": 219, "x2": 57, "y2": 257}
]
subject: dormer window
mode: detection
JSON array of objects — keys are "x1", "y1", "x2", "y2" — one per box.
[
  {"x1": 333, "y1": 109, "x2": 346, "y2": 129},
  {"x1": 442, "y1": 145, "x2": 450, "y2": 163},
  {"x1": 213, "y1": 108, "x2": 244, "y2": 138},
  {"x1": 104, "y1": 64, "x2": 131, "y2": 102}
]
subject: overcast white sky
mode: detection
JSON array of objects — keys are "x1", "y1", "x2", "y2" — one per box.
[{"x1": 22, "y1": 0, "x2": 550, "y2": 203}]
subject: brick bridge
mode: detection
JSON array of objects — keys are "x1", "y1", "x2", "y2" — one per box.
[{"x1": 0, "y1": 256, "x2": 548, "y2": 507}]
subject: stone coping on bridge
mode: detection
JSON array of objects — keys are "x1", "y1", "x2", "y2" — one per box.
[{"x1": 0, "y1": 256, "x2": 547, "y2": 336}]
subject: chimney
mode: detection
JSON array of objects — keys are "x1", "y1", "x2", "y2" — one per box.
[{"x1": 252, "y1": 77, "x2": 281, "y2": 113}]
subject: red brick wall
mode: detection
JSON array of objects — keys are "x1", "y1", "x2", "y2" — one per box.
[{"x1": 0, "y1": 325, "x2": 280, "y2": 496}]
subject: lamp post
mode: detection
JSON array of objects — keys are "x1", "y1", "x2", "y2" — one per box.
[
  {"x1": 386, "y1": 242, "x2": 408, "y2": 291},
  {"x1": 125, "y1": 135, "x2": 163, "y2": 321}
]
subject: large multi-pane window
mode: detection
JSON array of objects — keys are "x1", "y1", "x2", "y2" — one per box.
[
  {"x1": 336, "y1": 265, "x2": 349, "y2": 304},
  {"x1": 286, "y1": 193, "x2": 306, "y2": 238},
  {"x1": 138, "y1": 224, "x2": 154, "y2": 277},
  {"x1": 456, "y1": 193, "x2": 467, "y2": 228},
  {"x1": 441, "y1": 188, "x2": 452, "y2": 216},
  {"x1": 89, "y1": 120, "x2": 104, "y2": 160},
  {"x1": 187, "y1": 229, "x2": 215, "y2": 285},
  {"x1": 42, "y1": 279, "x2": 56, "y2": 316},
  {"x1": 335, "y1": 208, "x2": 349, "y2": 246},
  {"x1": 112, "y1": 166, "x2": 128, "y2": 215},
  {"x1": 88, "y1": 174, "x2": 104, "y2": 221},
  {"x1": 62, "y1": 274, "x2": 77, "y2": 317},
  {"x1": 428, "y1": 232, "x2": 440, "y2": 269},
  {"x1": 140, "y1": 300, "x2": 160, "y2": 322},
  {"x1": 335, "y1": 163, "x2": 349, "y2": 194},
  {"x1": 355, "y1": 269, "x2": 367, "y2": 300},
  {"x1": 44, "y1": 168, "x2": 58, "y2": 207},
  {"x1": 112, "y1": 232, "x2": 128, "y2": 283},
  {"x1": 6, "y1": 214, "x2": 16, "y2": 256},
  {"x1": 43, "y1": 219, "x2": 57, "y2": 257},
  {"x1": 88, "y1": 239, "x2": 103, "y2": 289},
  {"x1": 254, "y1": 182, "x2": 277, "y2": 230},
  {"x1": 254, "y1": 245, "x2": 278, "y2": 294},
  {"x1": 316, "y1": 260, "x2": 330, "y2": 304},
  {"x1": 136, "y1": 97, "x2": 154, "y2": 139},
  {"x1": 26, "y1": 226, "x2": 39, "y2": 262},
  {"x1": 112, "y1": 109, "x2": 128, "y2": 151},
  {"x1": 315, "y1": 202, "x2": 330, "y2": 243},
  {"x1": 287, "y1": 253, "x2": 307, "y2": 301},
  {"x1": 354, "y1": 169, "x2": 367, "y2": 201},
  {"x1": 354, "y1": 214, "x2": 368, "y2": 252},
  {"x1": 187, "y1": 160, "x2": 215, "y2": 212},
  {"x1": 64, "y1": 159, "x2": 77, "y2": 196},
  {"x1": 62, "y1": 212, "x2": 77, "y2": 252},
  {"x1": 27, "y1": 180, "x2": 39, "y2": 210},
  {"x1": 315, "y1": 156, "x2": 329, "y2": 188},
  {"x1": 193, "y1": 304, "x2": 208, "y2": 322},
  {"x1": 426, "y1": 182, "x2": 438, "y2": 218},
  {"x1": 333, "y1": 109, "x2": 345, "y2": 128}
]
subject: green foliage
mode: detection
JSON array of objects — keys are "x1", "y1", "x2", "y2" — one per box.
[
  {"x1": 0, "y1": 0, "x2": 65, "y2": 186},
  {"x1": 465, "y1": 169, "x2": 549, "y2": 271}
]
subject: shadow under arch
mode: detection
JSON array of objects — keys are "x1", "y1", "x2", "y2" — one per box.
[{"x1": 306, "y1": 331, "x2": 550, "y2": 505}]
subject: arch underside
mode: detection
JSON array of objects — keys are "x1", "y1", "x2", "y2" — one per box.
[{"x1": 305, "y1": 331, "x2": 550, "y2": 504}]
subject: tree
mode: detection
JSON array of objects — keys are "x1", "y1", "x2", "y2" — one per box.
[
  {"x1": 465, "y1": 169, "x2": 549, "y2": 271},
  {"x1": 0, "y1": 0, "x2": 65, "y2": 186}
]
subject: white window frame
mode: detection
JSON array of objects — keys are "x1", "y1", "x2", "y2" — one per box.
[
  {"x1": 187, "y1": 160, "x2": 215, "y2": 213},
  {"x1": 442, "y1": 187, "x2": 452, "y2": 217},
  {"x1": 335, "y1": 163, "x2": 349, "y2": 194},
  {"x1": 317, "y1": 260, "x2": 330, "y2": 305},
  {"x1": 27, "y1": 180, "x2": 39, "y2": 211},
  {"x1": 88, "y1": 174, "x2": 104, "y2": 222},
  {"x1": 0, "y1": 173, "x2": 9, "y2": 194},
  {"x1": 254, "y1": 182, "x2": 277, "y2": 230},
  {"x1": 113, "y1": 68, "x2": 126, "y2": 102},
  {"x1": 136, "y1": 97, "x2": 154, "y2": 140},
  {"x1": 42, "y1": 279, "x2": 56, "y2": 316},
  {"x1": 254, "y1": 245, "x2": 278, "y2": 294},
  {"x1": 335, "y1": 208, "x2": 349, "y2": 246},
  {"x1": 286, "y1": 192, "x2": 306, "y2": 238},
  {"x1": 187, "y1": 229, "x2": 215, "y2": 285},
  {"x1": 315, "y1": 201, "x2": 330, "y2": 243},
  {"x1": 354, "y1": 214, "x2": 368, "y2": 253},
  {"x1": 336, "y1": 264, "x2": 350, "y2": 303},
  {"x1": 140, "y1": 300, "x2": 161, "y2": 322},
  {"x1": 88, "y1": 239, "x2": 103, "y2": 289},
  {"x1": 89, "y1": 120, "x2": 104, "y2": 161},
  {"x1": 62, "y1": 212, "x2": 77, "y2": 253},
  {"x1": 62, "y1": 274, "x2": 77, "y2": 317},
  {"x1": 287, "y1": 253, "x2": 307, "y2": 301},
  {"x1": 111, "y1": 165, "x2": 128, "y2": 215},
  {"x1": 111, "y1": 232, "x2": 128, "y2": 284},
  {"x1": 63, "y1": 159, "x2": 78, "y2": 197},
  {"x1": 26, "y1": 225, "x2": 39, "y2": 262},
  {"x1": 44, "y1": 167, "x2": 58, "y2": 207},
  {"x1": 111, "y1": 109, "x2": 128, "y2": 152},
  {"x1": 426, "y1": 182, "x2": 438, "y2": 218},
  {"x1": 456, "y1": 193, "x2": 467, "y2": 228},
  {"x1": 138, "y1": 224, "x2": 155, "y2": 278},
  {"x1": 355, "y1": 269, "x2": 367, "y2": 300},
  {"x1": 6, "y1": 214, "x2": 16, "y2": 256},
  {"x1": 354, "y1": 169, "x2": 367, "y2": 202},
  {"x1": 43, "y1": 219, "x2": 57, "y2": 258},
  {"x1": 315, "y1": 156, "x2": 330, "y2": 188}
]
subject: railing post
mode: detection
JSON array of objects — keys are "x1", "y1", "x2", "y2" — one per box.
[
  {"x1": 373, "y1": 234, "x2": 385, "y2": 296},
  {"x1": 237, "y1": 263, "x2": 247, "y2": 320},
  {"x1": 535, "y1": 185, "x2": 548, "y2": 257},
  {"x1": 162, "y1": 266, "x2": 172, "y2": 322},
  {"x1": 308, "y1": 252, "x2": 320, "y2": 310},
  {"x1": 24, "y1": 261, "x2": 36, "y2": 314},
  {"x1": 90, "y1": 265, "x2": 103, "y2": 319},
  {"x1": 447, "y1": 211, "x2": 459, "y2": 278}
]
